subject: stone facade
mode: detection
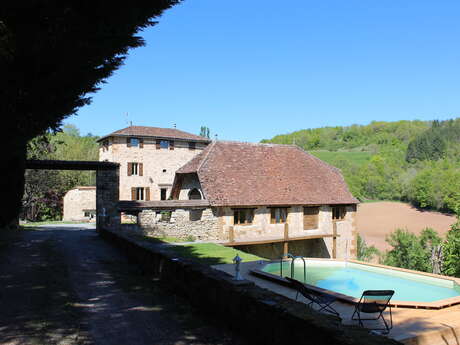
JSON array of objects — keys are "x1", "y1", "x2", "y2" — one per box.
[
  {"x1": 99, "y1": 136, "x2": 207, "y2": 201},
  {"x1": 96, "y1": 167, "x2": 120, "y2": 230},
  {"x1": 63, "y1": 187, "x2": 96, "y2": 221},
  {"x1": 138, "y1": 208, "x2": 222, "y2": 241}
]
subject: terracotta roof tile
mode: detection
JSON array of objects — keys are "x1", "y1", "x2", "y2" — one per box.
[
  {"x1": 175, "y1": 141, "x2": 359, "y2": 207},
  {"x1": 98, "y1": 126, "x2": 210, "y2": 142}
]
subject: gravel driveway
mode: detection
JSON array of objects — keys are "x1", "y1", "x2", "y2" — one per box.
[{"x1": 0, "y1": 224, "x2": 248, "y2": 345}]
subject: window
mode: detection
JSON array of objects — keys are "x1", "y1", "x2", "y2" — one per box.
[
  {"x1": 131, "y1": 187, "x2": 150, "y2": 201},
  {"x1": 101, "y1": 139, "x2": 109, "y2": 151},
  {"x1": 189, "y1": 142, "x2": 196, "y2": 150},
  {"x1": 128, "y1": 162, "x2": 142, "y2": 176},
  {"x1": 332, "y1": 206, "x2": 347, "y2": 221},
  {"x1": 188, "y1": 188, "x2": 202, "y2": 200},
  {"x1": 189, "y1": 209, "x2": 203, "y2": 221},
  {"x1": 83, "y1": 210, "x2": 96, "y2": 219},
  {"x1": 303, "y1": 207, "x2": 319, "y2": 230},
  {"x1": 162, "y1": 169, "x2": 167, "y2": 173},
  {"x1": 160, "y1": 140, "x2": 169, "y2": 149},
  {"x1": 233, "y1": 209, "x2": 254, "y2": 225},
  {"x1": 128, "y1": 137, "x2": 140, "y2": 147},
  {"x1": 161, "y1": 188, "x2": 167, "y2": 200},
  {"x1": 270, "y1": 207, "x2": 288, "y2": 224}
]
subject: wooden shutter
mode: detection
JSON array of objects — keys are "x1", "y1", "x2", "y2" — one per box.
[
  {"x1": 170, "y1": 141, "x2": 174, "y2": 150},
  {"x1": 304, "y1": 207, "x2": 319, "y2": 230},
  {"x1": 127, "y1": 138, "x2": 131, "y2": 147},
  {"x1": 139, "y1": 163, "x2": 143, "y2": 176},
  {"x1": 145, "y1": 187, "x2": 150, "y2": 201},
  {"x1": 156, "y1": 139, "x2": 160, "y2": 149},
  {"x1": 127, "y1": 163, "x2": 132, "y2": 176},
  {"x1": 139, "y1": 138, "x2": 144, "y2": 148},
  {"x1": 131, "y1": 187, "x2": 136, "y2": 201}
]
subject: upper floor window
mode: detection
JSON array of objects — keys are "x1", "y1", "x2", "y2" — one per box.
[
  {"x1": 156, "y1": 139, "x2": 174, "y2": 150},
  {"x1": 101, "y1": 139, "x2": 109, "y2": 151},
  {"x1": 270, "y1": 207, "x2": 288, "y2": 224},
  {"x1": 189, "y1": 142, "x2": 196, "y2": 150},
  {"x1": 304, "y1": 206, "x2": 319, "y2": 230},
  {"x1": 233, "y1": 208, "x2": 254, "y2": 225},
  {"x1": 127, "y1": 162, "x2": 143, "y2": 176},
  {"x1": 127, "y1": 137, "x2": 143, "y2": 148},
  {"x1": 160, "y1": 140, "x2": 169, "y2": 149},
  {"x1": 332, "y1": 206, "x2": 347, "y2": 221}
]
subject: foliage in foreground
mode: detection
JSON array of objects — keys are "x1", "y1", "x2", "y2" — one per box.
[
  {"x1": 356, "y1": 234, "x2": 380, "y2": 262},
  {"x1": 383, "y1": 228, "x2": 442, "y2": 273},
  {"x1": 442, "y1": 221, "x2": 460, "y2": 277}
]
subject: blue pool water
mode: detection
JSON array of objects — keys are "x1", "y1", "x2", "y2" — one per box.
[{"x1": 263, "y1": 261, "x2": 460, "y2": 302}]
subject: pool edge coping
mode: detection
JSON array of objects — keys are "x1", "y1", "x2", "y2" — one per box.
[{"x1": 251, "y1": 258, "x2": 460, "y2": 309}]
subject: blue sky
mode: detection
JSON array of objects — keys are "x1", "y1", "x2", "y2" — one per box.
[{"x1": 68, "y1": 0, "x2": 460, "y2": 142}]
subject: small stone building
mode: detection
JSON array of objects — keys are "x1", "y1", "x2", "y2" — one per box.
[
  {"x1": 135, "y1": 141, "x2": 359, "y2": 259},
  {"x1": 63, "y1": 186, "x2": 96, "y2": 221},
  {"x1": 97, "y1": 126, "x2": 210, "y2": 201}
]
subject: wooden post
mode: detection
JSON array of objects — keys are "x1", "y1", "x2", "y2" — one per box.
[
  {"x1": 284, "y1": 222, "x2": 289, "y2": 240},
  {"x1": 332, "y1": 222, "x2": 337, "y2": 259},
  {"x1": 229, "y1": 226, "x2": 234, "y2": 243},
  {"x1": 283, "y1": 241, "x2": 289, "y2": 258},
  {"x1": 283, "y1": 223, "x2": 289, "y2": 257}
]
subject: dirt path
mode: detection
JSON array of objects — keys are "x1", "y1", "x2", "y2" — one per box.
[
  {"x1": 357, "y1": 202, "x2": 457, "y2": 251},
  {"x1": 0, "y1": 225, "x2": 248, "y2": 345}
]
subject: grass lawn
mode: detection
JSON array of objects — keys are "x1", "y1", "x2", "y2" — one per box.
[
  {"x1": 310, "y1": 150, "x2": 372, "y2": 166},
  {"x1": 166, "y1": 242, "x2": 265, "y2": 266},
  {"x1": 21, "y1": 220, "x2": 89, "y2": 227}
]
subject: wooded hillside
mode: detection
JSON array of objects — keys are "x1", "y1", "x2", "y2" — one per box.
[{"x1": 262, "y1": 119, "x2": 460, "y2": 214}]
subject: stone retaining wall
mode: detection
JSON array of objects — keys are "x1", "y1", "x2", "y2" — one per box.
[
  {"x1": 138, "y1": 208, "x2": 223, "y2": 241},
  {"x1": 99, "y1": 227, "x2": 401, "y2": 345}
]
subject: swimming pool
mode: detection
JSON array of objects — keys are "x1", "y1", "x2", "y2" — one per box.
[{"x1": 252, "y1": 259, "x2": 460, "y2": 309}]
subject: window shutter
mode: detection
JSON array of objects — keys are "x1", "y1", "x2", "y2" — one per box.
[
  {"x1": 127, "y1": 138, "x2": 131, "y2": 147},
  {"x1": 156, "y1": 139, "x2": 160, "y2": 150},
  {"x1": 139, "y1": 138, "x2": 144, "y2": 148},
  {"x1": 270, "y1": 208, "x2": 276, "y2": 224},
  {"x1": 139, "y1": 163, "x2": 143, "y2": 176},
  {"x1": 127, "y1": 163, "x2": 132, "y2": 176},
  {"x1": 145, "y1": 187, "x2": 150, "y2": 201},
  {"x1": 303, "y1": 207, "x2": 319, "y2": 230},
  {"x1": 170, "y1": 141, "x2": 174, "y2": 150},
  {"x1": 131, "y1": 187, "x2": 136, "y2": 200}
]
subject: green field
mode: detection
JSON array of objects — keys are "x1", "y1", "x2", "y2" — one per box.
[{"x1": 309, "y1": 150, "x2": 373, "y2": 166}]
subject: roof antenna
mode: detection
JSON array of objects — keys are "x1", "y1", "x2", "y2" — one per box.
[
  {"x1": 214, "y1": 134, "x2": 218, "y2": 141},
  {"x1": 173, "y1": 123, "x2": 176, "y2": 128}
]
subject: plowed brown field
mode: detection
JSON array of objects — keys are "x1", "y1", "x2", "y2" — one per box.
[{"x1": 357, "y1": 201, "x2": 457, "y2": 251}]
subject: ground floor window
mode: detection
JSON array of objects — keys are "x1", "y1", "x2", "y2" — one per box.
[
  {"x1": 131, "y1": 187, "x2": 150, "y2": 201},
  {"x1": 161, "y1": 188, "x2": 167, "y2": 200},
  {"x1": 83, "y1": 210, "x2": 96, "y2": 219},
  {"x1": 270, "y1": 207, "x2": 288, "y2": 224},
  {"x1": 233, "y1": 208, "x2": 254, "y2": 225}
]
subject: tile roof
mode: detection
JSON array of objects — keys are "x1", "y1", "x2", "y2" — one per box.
[
  {"x1": 175, "y1": 141, "x2": 359, "y2": 207},
  {"x1": 97, "y1": 126, "x2": 211, "y2": 142}
]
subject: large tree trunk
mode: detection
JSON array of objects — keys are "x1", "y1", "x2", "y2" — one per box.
[{"x1": 1, "y1": 137, "x2": 27, "y2": 228}]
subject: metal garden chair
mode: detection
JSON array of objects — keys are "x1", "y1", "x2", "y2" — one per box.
[{"x1": 352, "y1": 290, "x2": 394, "y2": 334}]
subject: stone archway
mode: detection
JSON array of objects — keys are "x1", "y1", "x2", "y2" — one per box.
[
  {"x1": 25, "y1": 160, "x2": 120, "y2": 230},
  {"x1": 188, "y1": 188, "x2": 202, "y2": 200}
]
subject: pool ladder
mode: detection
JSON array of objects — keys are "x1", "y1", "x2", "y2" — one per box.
[{"x1": 280, "y1": 253, "x2": 306, "y2": 283}]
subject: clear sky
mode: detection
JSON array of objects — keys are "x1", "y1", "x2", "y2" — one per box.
[{"x1": 68, "y1": 0, "x2": 460, "y2": 142}]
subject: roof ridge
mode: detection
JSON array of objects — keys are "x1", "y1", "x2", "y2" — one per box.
[{"x1": 196, "y1": 140, "x2": 217, "y2": 172}]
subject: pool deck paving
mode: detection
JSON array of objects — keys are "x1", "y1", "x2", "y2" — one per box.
[{"x1": 213, "y1": 260, "x2": 460, "y2": 345}]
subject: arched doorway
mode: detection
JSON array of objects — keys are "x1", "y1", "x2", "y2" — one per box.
[{"x1": 188, "y1": 188, "x2": 202, "y2": 200}]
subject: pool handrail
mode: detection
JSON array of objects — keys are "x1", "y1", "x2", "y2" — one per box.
[{"x1": 279, "y1": 254, "x2": 307, "y2": 283}]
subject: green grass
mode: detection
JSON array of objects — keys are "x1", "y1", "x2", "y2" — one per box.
[
  {"x1": 20, "y1": 220, "x2": 88, "y2": 227},
  {"x1": 310, "y1": 150, "x2": 373, "y2": 166},
  {"x1": 166, "y1": 243, "x2": 265, "y2": 266}
]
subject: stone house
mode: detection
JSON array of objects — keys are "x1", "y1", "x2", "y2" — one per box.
[
  {"x1": 63, "y1": 186, "x2": 96, "y2": 221},
  {"x1": 134, "y1": 141, "x2": 359, "y2": 259},
  {"x1": 97, "y1": 126, "x2": 210, "y2": 201}
]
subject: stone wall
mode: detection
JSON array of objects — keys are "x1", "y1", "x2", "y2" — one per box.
[
  {"x1": 63, "y1": 187, "x2": 96, "y2": 221},
  {"x1": 96, "y1": 167, "x2": 120, "y2": 230},
  {"x1": 99, "y1": 227, "x2": 401, "y2": 345},
  {"x1": 99, "y1": 136, "x2": 208, "y2": 201},
  {"x1": 139, "y1": 207, "x2": 223, "y2": 241}
]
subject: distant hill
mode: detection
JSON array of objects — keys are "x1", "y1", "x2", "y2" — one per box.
[{"x1": 262, "y1": 119, "x2": 460, "y2": 214}]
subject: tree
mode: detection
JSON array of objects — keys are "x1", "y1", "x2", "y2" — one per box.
[
  {"x1": 384, "y1": 228, "x2": 442, "y2": 273},
  {"x1": 200, "y1": 126, "x2": 210, "y2": 139},
  {"x1": 443, "y1": 220, "x2": 460, "y2": 277},
  {"x1": 356, "y1": 234, "x2": 380, "y2": 262},
  {"x1": 0, "y1": 1, "x2": 180, "y2": 227}
]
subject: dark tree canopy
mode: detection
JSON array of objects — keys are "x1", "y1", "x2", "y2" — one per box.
[{"x1": 0, "y1": 1, "x2": 180, "y2": 227}]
